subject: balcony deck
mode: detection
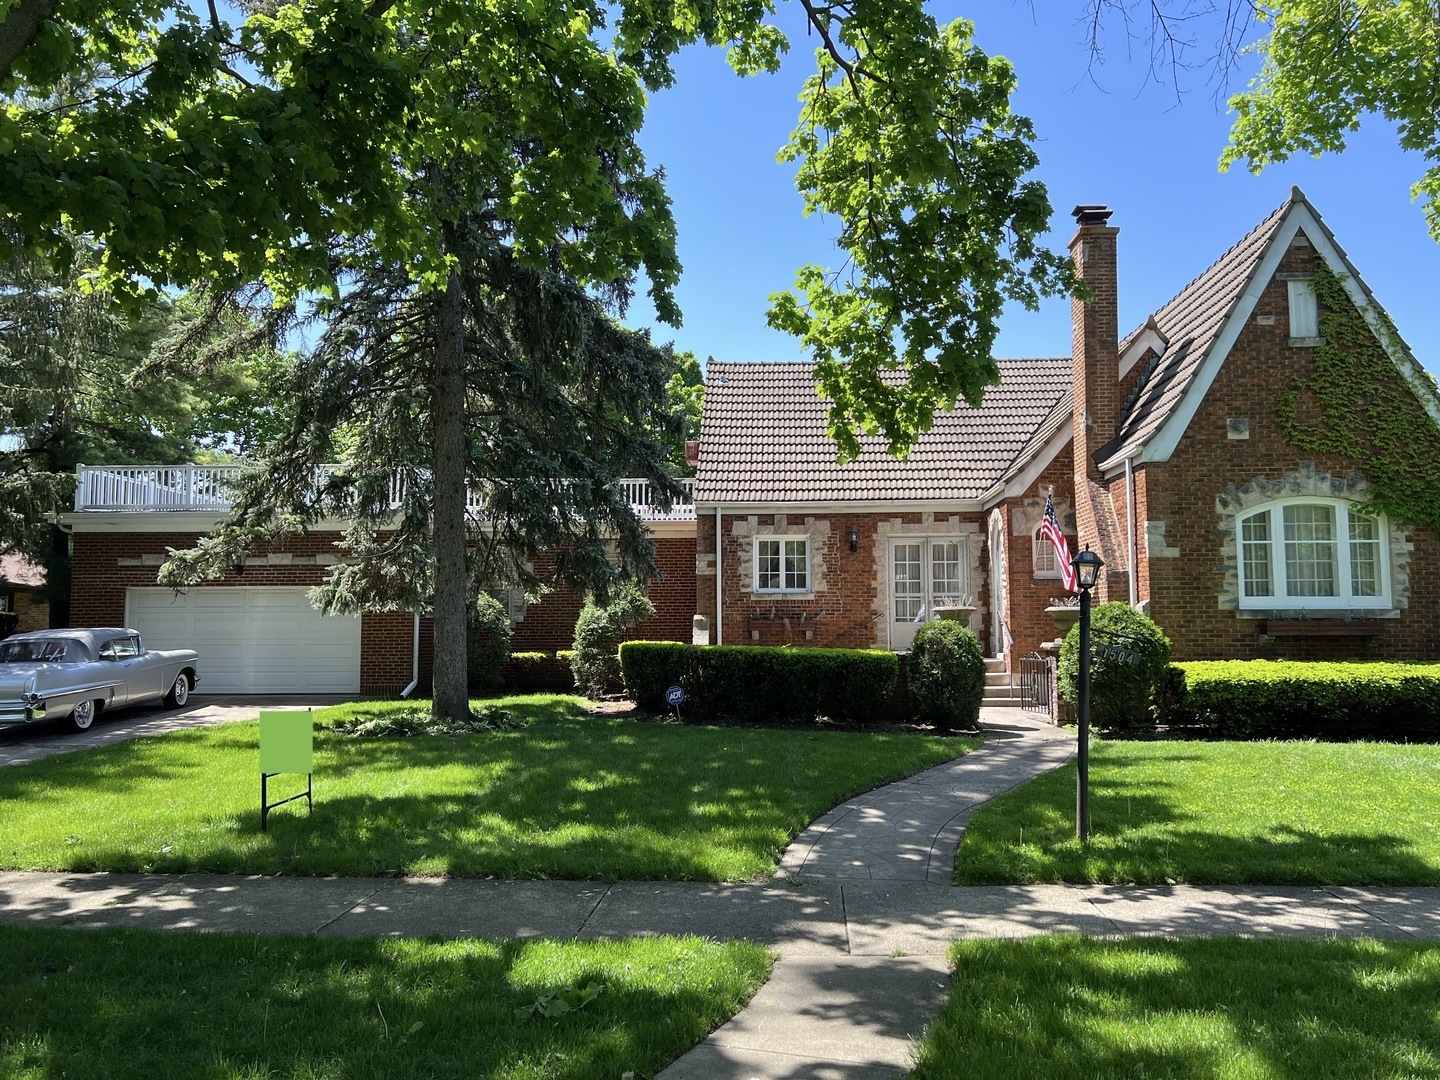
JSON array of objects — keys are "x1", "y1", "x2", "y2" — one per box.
[{"x1": 71, "y1": 465, "x2": 697, "y2": 523}]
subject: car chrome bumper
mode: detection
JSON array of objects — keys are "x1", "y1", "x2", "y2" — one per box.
[{"x1": 0, "y1": 701, "x2": 45, "y2": 724}]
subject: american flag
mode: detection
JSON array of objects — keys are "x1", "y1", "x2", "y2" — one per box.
[{"x1": 1042, "y1": 494, "x2": 1079, "y2": 593}]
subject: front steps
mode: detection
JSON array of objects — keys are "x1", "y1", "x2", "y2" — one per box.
[{"x1": 982, "y1": 656, "x2": 1022, "y2": 709}]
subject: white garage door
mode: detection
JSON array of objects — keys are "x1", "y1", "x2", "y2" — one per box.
[{"x1": 126, "y1": 587, "x2": 361, "y2": 694}]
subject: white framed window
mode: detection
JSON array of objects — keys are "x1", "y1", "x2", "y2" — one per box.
[
  {"x1": 1032, "y1": 524, "x2": 1060, "y2": 578},
  {"x1": 1288, "y1": 279, "x2": 1319, "y2": 339},
  {"x1": 1236, "y1": 499, "x2": 1388, "y2": 609},
  {"x1": 755, "y1": 537, "x2": 809, "y2": 593}
]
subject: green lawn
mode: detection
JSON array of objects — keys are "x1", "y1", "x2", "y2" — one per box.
[
  {"x1": 912, "y1": 936, "x2": 1440, "y2": 1080},
  {"x1": 956, "y1": 740, "x2": 1440, "y2": 885},
  {"x1": 0, "y1": 926, "x2": 770, "y2": 1080},
  {"x1": 0, "y1": 694, "x2": 974, "y2": 881}
]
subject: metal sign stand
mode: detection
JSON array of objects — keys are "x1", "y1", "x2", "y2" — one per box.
[{"x1": 259, "y1": 708, "x2": 315, "y2": 832}]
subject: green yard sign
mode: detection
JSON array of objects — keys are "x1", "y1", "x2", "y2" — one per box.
[{"x1": 259, "y1": 710, "x2": 314, "y2": 831}]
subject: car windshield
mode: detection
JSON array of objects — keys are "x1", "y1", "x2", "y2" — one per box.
[{"x1": 0, "y1": 639, "x2": 72, "y2": 664}]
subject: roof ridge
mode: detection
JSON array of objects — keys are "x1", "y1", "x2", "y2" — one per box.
[{"x1": 1120, "y1": 194, "x2": 1292, "y2": 348}]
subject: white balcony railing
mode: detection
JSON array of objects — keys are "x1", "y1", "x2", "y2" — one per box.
[{"x1": 72, "y1": 464, "x2": 696, "y2": 523}]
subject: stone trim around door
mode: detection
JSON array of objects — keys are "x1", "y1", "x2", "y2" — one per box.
[{"x1": 871, "y1": 514, "x2": 983, "y2": 649}]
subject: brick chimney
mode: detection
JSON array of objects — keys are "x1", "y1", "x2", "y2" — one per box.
[{"x1": 1069, "y1": 204, "x2": 1120, "y2": 479}]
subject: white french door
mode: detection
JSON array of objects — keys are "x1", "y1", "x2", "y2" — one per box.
[{"x1": 889, "y1": 537, "x2": 967, "y2": 651}]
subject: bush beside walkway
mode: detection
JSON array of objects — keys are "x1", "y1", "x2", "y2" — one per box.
[{"x1": 955, "y1": 739, "x2": 1440, "y2": 885}]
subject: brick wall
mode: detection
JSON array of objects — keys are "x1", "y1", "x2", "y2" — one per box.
[
  {"x1": 11, "y1": 587, "x2": 49, "y2": 633},
  {"x1": 1140, "y1": 235, "x2": 1440, "y2": 660},
  {"x1": 701, "y1": 509, "x2": 988, "y2": 651},
  {"x1": 1000, "y1": 445, "x2": 1078, "y2": 668},
  {"x1": 508, "y1": 535, "x2": 697, "y2": 653},
  {"x1": 71, "y1": 530, "x2": 698, "y2": 688}
]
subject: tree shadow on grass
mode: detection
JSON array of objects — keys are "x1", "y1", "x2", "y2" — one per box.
[
  {"x1": 0, "y1": 926, "x2": 768, "y2": 1080},
  {"x1": 958, "y1": 757, "x2": 1440, "y2": 885},
  {"x1": 914, "y1": 936, "x2": 1440, "y2": 1080}
]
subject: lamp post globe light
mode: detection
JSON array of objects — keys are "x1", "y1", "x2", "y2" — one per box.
[{"x1": 1071, "y1": 546, "x2": 1104, "y2": 842}]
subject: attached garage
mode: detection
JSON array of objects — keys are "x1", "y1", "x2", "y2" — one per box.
[{"x1": 126, "y1": 586, "x2": 361, "y2": 694}]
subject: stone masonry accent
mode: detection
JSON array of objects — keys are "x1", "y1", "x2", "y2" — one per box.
[{"x1": 1214, "y1": 463, "x2": 1412, "y2": 617}]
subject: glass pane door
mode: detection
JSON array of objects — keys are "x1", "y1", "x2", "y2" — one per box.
[{"x1": 889, "y1": 537, "x2": 966, "y2": 651}]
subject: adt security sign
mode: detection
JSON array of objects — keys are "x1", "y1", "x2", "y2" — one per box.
[{"x1": 665, "y1": 685, "x2": 686, "y2": 706}]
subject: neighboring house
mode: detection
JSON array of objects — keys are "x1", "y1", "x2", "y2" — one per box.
[
  {"x1": 0, "y1": 550, "x2": 49, "y2": 635},
  {"x1": 59, "y1": 473, "x2": 695, "y2": 696},
  {"x1": 58, "y1": 188, "x2": 1440, "y2": 694}
]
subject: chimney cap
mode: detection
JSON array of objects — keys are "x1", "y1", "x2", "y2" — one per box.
[{"x1": 1072, "y1": 204, "x2": 1114, "y2": 227}]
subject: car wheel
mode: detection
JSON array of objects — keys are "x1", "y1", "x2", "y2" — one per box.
[
  {"x1": 164, "y1": 673, "x2": 191, "y2": 708},
  {"x1": 69, "y1": 699, "x2": 98, "y2": 733}
]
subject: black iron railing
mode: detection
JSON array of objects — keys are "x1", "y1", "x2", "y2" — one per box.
[{"x1": 1018, "y1": 652, "x2": 1053, "y2": 716}]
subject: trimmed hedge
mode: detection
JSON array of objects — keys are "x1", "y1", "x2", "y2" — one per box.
[
  {"x1": 1059, "y1": 603, "x2": 1171, "y2": 733},
  {"x1": 908, "y1": 621, "x2": 985, "y2": 733},
  {"x1": 619, "y1": 641, "x2": 899, "y2": 724},
  {"x1": 572, "y1": 585, "x2": 654, "y2": 698},
  {"x1": 467, "y1": 593, "x2": 513, "y2": 693},
  {"x1": 1156, "y1": 660, "x2": 1440, "y2": 741}
]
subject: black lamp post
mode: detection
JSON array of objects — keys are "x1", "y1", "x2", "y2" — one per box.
[{"x1": 1071, "y1": 546, "x2": 1104, "y2": 842}]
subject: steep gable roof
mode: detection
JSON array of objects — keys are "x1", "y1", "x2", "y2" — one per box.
[
  {"x1": 695, "y1": 358, "x2": 1071, "y2": 504},
  {"x1": 1100, "y1": 198, "x2": 1290, "y2": 462},
  {"x1": 1103, "y1": 188, "x2": 1440, "y2": 466}
]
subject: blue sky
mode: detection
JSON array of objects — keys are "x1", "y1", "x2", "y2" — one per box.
[{"x1": 622, "y1": 3, "x2": 1440, "y2": 378}]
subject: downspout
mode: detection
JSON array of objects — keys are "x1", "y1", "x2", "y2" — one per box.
[
  {"x1": 401, "y1": 611, "x2": 421, "y2": 698},
  {"x1": 714, "y1": 506, "x2": 723, "y2": 646},
  {"x1": 1125, "y1": 455, "x2": 1139, "y2": 607}
]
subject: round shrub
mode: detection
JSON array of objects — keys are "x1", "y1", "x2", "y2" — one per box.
[
  {"x1": 1059, "y1": 602, "x2": 1172, "y2": 732},
  {"x1": 571, "y1": 583, "x2": 655, "y2": 698},
  {"x1": 467, "y1": 592, "x2": 513, "y2": 693},
  {"x1": 908, "y1": 620, "x2": 986, "y2": 733}
]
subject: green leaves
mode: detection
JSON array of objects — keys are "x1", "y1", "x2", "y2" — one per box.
[
  {"x1": 514, "y1": 982, "x2": 605, "y2": 1020},
  {"x1": 766, "y1": 9, "x2": 1076, "y2": 459},
  {"x1": 1224, "y1": 0, "x2": 1440, "y2": 241}
]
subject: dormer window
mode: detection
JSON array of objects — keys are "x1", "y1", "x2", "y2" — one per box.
[{"x1": 1287, "y1": 278, "x2": 1320, "y2": 341}]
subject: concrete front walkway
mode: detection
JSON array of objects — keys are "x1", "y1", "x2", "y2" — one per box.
[
  {"x1": 5, "y1": 708, "x2": 1440, "y2": 1078},
  {"x1": 0, "y1": 694, "x2": 347, "y2": 767}
]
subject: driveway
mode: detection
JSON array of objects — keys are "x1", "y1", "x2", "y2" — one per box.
[{"x1": 0, "y1": 694, "x2": 351, "y2": 767}]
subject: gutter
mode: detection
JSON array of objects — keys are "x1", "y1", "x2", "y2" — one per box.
[
  {"x1": 1125, "y1": 454, "x2": 1139, "y2": 607},
  {"x1": 715, "y1": 505, "x2": 723, "y2": 646},
  {"x1": 401, "y1": 611, "x2": 421, "y2": 698}
]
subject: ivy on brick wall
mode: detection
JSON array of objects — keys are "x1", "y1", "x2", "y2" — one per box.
[{"x1": 1275, "y1": 259, "x2": 1440, "y2": 533}]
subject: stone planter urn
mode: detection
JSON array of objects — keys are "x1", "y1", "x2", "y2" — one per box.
[
  {"x1": 1045, "y1": 605, "x2": 1081, "y2": 636},
  {"x1": 933, "y1": 605, "x2": 976, "y2": 626}
]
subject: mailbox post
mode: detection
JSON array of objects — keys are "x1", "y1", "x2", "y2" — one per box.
[{"x1": 259, "y1": 710, "x2": 314, "y2": 832}]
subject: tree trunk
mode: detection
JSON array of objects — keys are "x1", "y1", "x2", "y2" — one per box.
[{"x1": 430, "y1": 264, "x2": 470, "y2": 722}]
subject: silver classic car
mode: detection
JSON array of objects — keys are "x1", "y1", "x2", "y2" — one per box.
[{"x1": 0, "y1": 629, "x2": 200, "y2": 732}]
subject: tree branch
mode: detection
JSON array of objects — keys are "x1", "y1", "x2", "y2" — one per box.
[{"x1": 0, "y1": 0, "x2": 59, "y2": 83}]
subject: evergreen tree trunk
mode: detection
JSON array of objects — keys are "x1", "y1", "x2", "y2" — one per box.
[{"x1": 430, "y1": 264, "x2": 470, "y2": 722}]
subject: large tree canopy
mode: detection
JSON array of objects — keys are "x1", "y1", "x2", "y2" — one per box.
[
  {"x1": 1222, "y1": 0, "x2": 1440, "y2": 242},
  {"x1": 2, "y1": 0, "x2": 1077, "y2": 455}
]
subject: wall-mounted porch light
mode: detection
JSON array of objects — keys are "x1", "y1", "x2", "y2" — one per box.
[{"x1": 848, "y1": 525, "x2": 859, "y2": 552}]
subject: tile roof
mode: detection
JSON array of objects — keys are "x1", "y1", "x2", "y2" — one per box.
[
  {"x1": 695, "y1": 358, "x2": 1071, "y2": 504},
  {"x1": 1102, "y1": 195, "x2": 1292, "y2": 459},
  {"x1": 0, "y1": 550, "x2": 43, "y2": 588}
]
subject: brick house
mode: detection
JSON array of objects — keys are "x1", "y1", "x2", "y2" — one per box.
[
  {"x1": 0, "y1": 551, "x2": 48, "y2": 635},
  {"x1": 692, "y1": 189, "x2": 1440, "y2": 667},
  {"x1": 58, "y1": 188, "x2": 1440, "y2": 693}
]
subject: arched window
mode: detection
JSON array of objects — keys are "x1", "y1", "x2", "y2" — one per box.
[
  {"x1": 1236, "y1": 499, "x2": 1388, "y2": 609},
  {"x1": 1032, "y1": 523, "x2": 1059, "y2": 578}
]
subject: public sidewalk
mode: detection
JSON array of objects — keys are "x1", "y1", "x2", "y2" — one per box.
[{"x1": 5, "y1": 708, "x2": 1440, "y2": 1078}]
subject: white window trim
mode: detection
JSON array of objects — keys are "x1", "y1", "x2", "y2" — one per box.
[
  {"x1": 1287, "y1": 278, "x2": 1320, "y2": 342},
  {"x1": 1031, "y1": 523, "x2": 1061, "y2": 579},
  {"x1": 753, "y1": 535, "x2": 811, "y2": 594},
  {"x1": 1236, "y1": 497, "x2": 1389, "y2": 610}
]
